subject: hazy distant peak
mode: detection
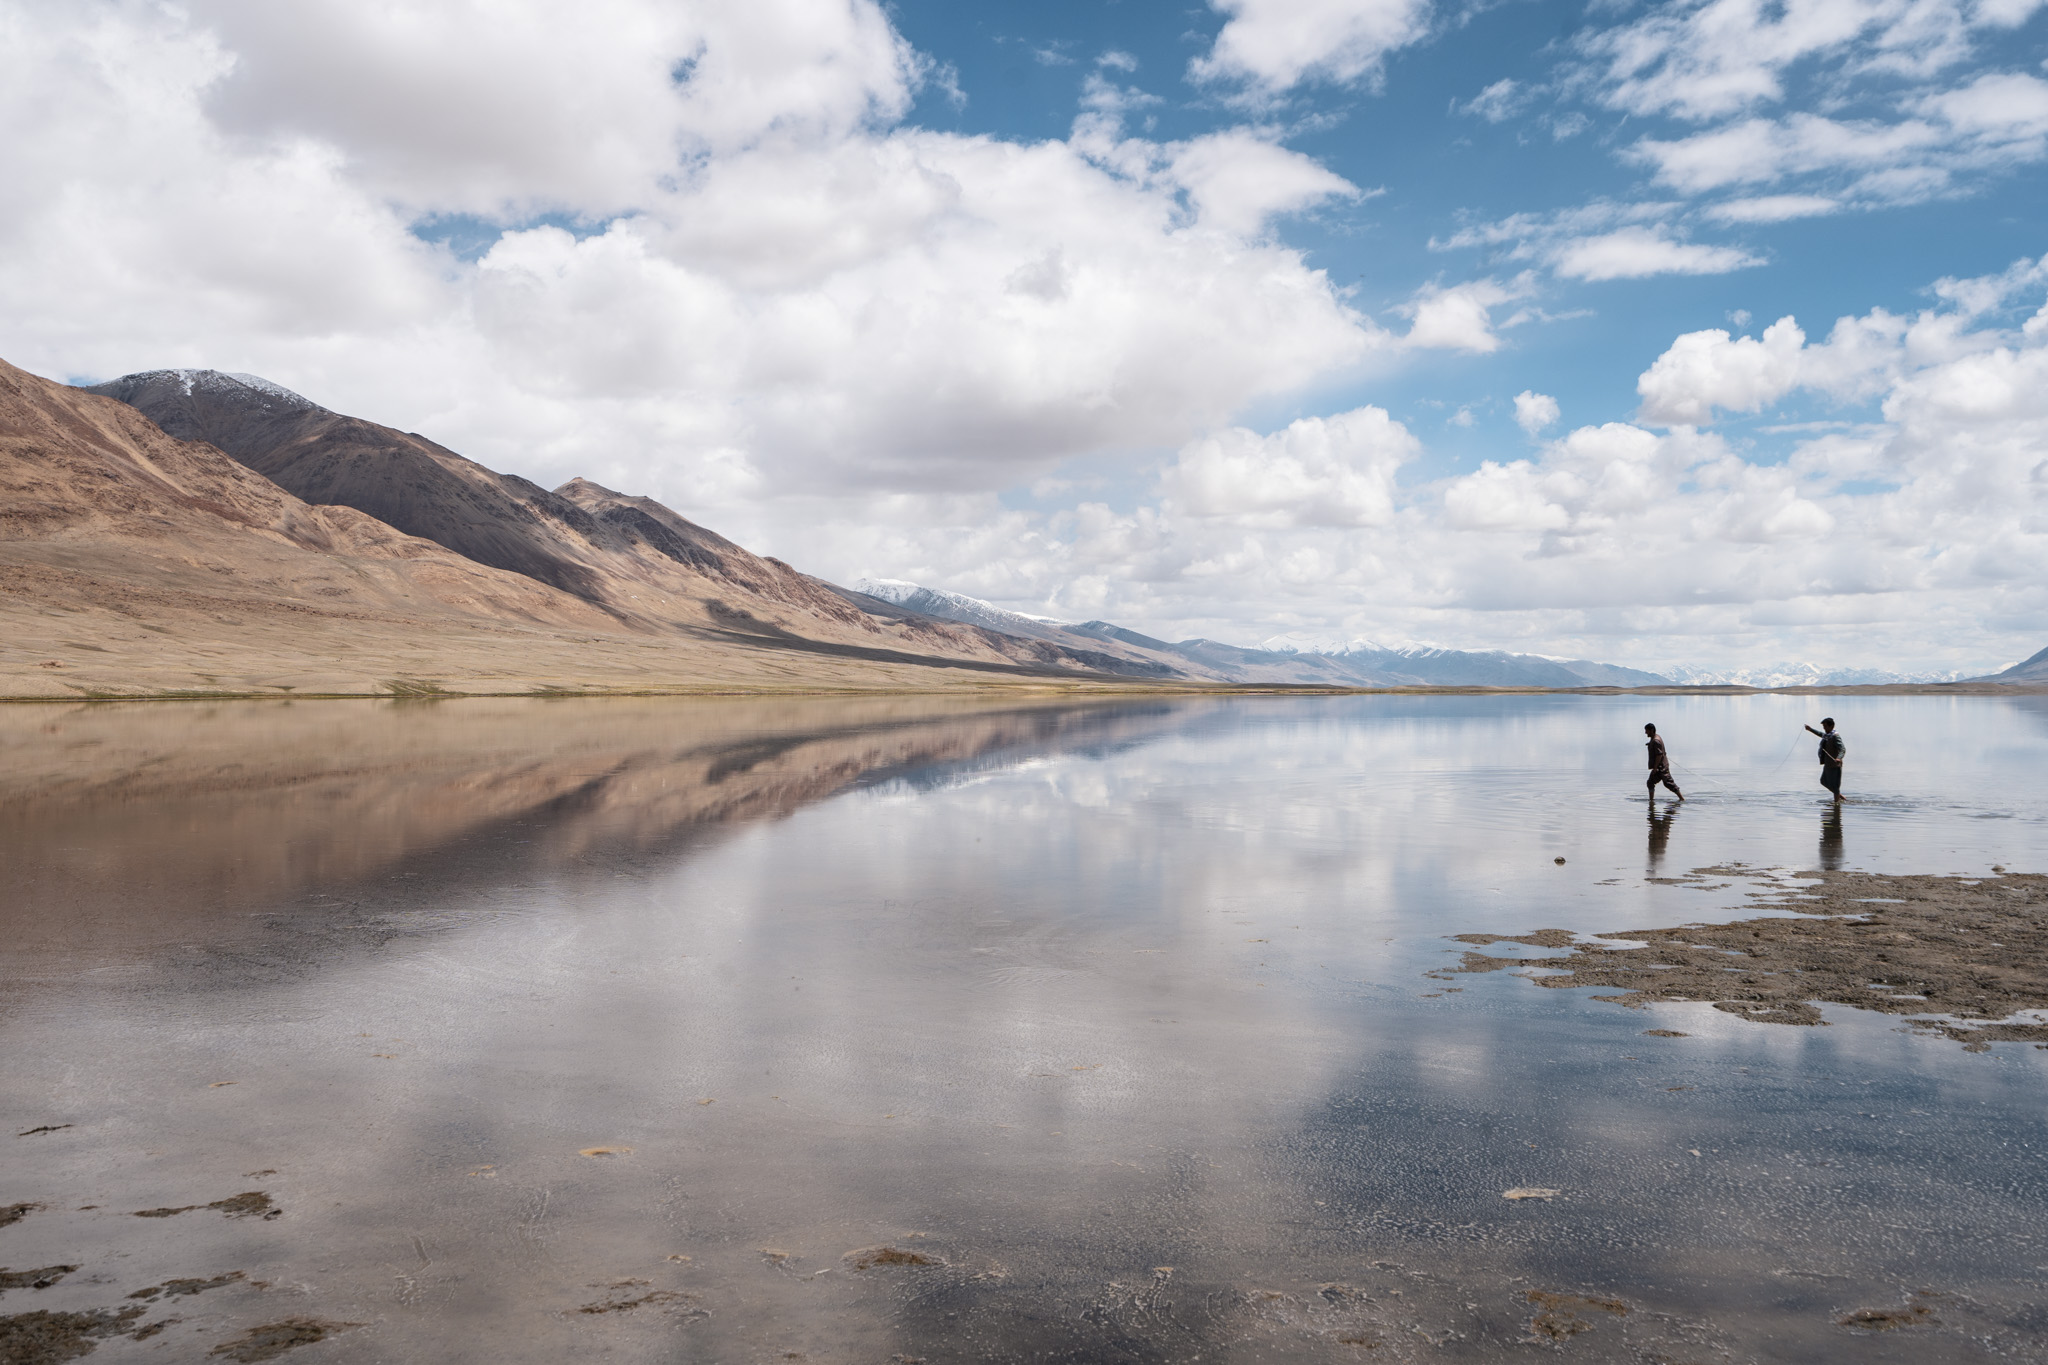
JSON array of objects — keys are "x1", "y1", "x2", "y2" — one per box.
[{"x1": 1983, "y1": 645, "x2": 2048, "y2": 682}]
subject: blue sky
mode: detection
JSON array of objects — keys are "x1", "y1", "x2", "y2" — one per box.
[
  {"x1": 3, "y1": 0, "x2": 2046, "y2": 674},
  {"x1": 887, "y1": 0, "x2": 2048, "y2": 482}
]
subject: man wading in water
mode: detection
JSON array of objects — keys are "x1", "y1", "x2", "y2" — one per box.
[
  {"x1": 1805, "y1": 717, "x2": 1846, "y2": 802},
  {"x1": 1643, "y1": 723, "x2": 1684, "y2": 801}
]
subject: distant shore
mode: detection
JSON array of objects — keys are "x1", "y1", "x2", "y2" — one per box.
[{"x1": 4, "y1": 678, "x2": 2043, "y2": 703}]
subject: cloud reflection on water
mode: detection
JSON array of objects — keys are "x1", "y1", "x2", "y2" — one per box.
[{"x1": 1, "y1": 694, "x2": 2045, "y2": 1361}]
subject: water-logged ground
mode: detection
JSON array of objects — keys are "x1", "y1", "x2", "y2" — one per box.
[{"x1": 2, "y1": 692, "x2": 2046, "y2": 1363}]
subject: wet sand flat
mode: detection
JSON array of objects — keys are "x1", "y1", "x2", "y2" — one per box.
[{"x1": 2, "y1": 694, "x2": 2045, "y2": 1362}]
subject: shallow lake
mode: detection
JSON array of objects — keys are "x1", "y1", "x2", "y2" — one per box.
[{"x1": 3, "y1": 693, "x2": 2046, "y2": 1362}]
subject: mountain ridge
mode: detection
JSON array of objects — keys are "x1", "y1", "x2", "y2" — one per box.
[
  {"x1": 83, "y1": 369, "x2": 1161, "y2": 681},
  {"x1": 0, "y1": 359, "x2": 1181, "y2": 695}
]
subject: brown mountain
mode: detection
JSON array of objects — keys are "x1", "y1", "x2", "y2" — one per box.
[
  {"x1": 84, "y1": 369, "x2": 1172, "y2": 679},
  {"x1": 0, "y1": 359, "x2": 1169, "y2": 697}
]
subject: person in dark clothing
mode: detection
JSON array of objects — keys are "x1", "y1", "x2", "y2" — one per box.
[
  {"x1": 1643, "y1": 723, "x2": 1683, "y2": 801},
  {"x1": 1804, "y1": 717, "x2": 1845, "y2": 801}
]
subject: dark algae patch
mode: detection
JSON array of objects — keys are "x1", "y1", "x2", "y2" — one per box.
[
  {"x1": 205, "y1": 1192, "x2": 279, "y2": 1220},
  {"x1": 0, "y1": 1268, "x2": 77, "y2": 1293},
  {"x1": 133, "y1": 1192, "x2": 279, "y2": 1221},
  {"x1": 844, "y1": 1245, "x2": 940, "y2": 1270},
  {"x1": 575, "y1": 1291, "x2": 698, "y2": 1316},
  {"x1": 573, "y1": 1280, "x2": 705, "y2": 1319},
  {"x1": 0, "y1": 1307, "x2": 142, "y2": 1364},
  {"x1": 129, "y1": 1271, "x2": 244, "y2": 1301},
  {"x1": 1524, "y1": 1289, "x2": 1628, "y2": 1340},
  {"x1": 1453, "y1": 870, "x2": 2048, "y2": 1046},
  {"x1": 207, "y1": 1318, "x2": 356, "y2": 1362},
  {"x1": 1840, "y1": 1295, "x2": 1939, "y2": 1330}
]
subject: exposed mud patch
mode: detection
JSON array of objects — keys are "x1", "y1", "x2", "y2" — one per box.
[
  {"x1": 206, "y1": 1318, "x2": 355, "y2": 1361},
  {"x1": 0, "y1": 1205, "x2": 40, "y2": 1230},
  {"x1": 0, "y1": 1307, "x2": 142, "y2": 1364},
  {"x1": 1452, "y1": 870, "x2": 2048, "y2": 1046},
  {"x1": 0, "y1": 1267, "x2": 77, "y2": 1293}
]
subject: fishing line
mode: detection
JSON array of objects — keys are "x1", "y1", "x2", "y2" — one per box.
[
  {"x1": 1636, "y1": 734, "x2": 1823, "y2": 800},
  {"x1": 1665, "y1": 757, "x2": 1728, "y2": 796},
  {"x1": 1763, "y1": 733, "x2": 1808, "y2": 775}
]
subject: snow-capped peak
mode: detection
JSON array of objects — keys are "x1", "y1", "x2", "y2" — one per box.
[
  {"x1": 219, "y1": 371, "x2": 315, "y2": 407},
  {"x1": 852, "y1": 578, "x2": 1070, "y2": 632},
  {"x1": 134, "y1": 368, "x2": 318, "y2": 409}
]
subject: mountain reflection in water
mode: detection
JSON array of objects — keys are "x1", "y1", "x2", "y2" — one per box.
[
  {"x1": 0, "y1": 696, "x2": 1185, "y2": 965},
  {"x1": 2, "y1": 693, "x2": 2046, "y2": 1363}
]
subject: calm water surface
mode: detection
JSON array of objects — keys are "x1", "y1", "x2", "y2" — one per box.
[{"x1": 3, "y1": 693, "x2": 2046, "y2": 1363}]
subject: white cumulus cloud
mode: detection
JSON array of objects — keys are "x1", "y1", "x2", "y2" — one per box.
[
  {"x1": 1190, "y1": 0, "x2": 1435, "y2": 97},
  {"x1": 1398, "y1": 277, "x2": 1533, "y2": 352},
  {"x1": 0, "y1": 0, "x2": 1387, "y2": 508},
  {"x1": 1514, "y1": 390, "x2": 1561, "y2": 434},
  {"x1": 1637, "y1": 316, "x2": 1810, "y2": 424},
  {"x1": 1161, "y1": 407, "x2": 1419, "y2": 528}
]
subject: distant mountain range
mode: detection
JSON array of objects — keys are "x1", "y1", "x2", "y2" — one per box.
[
  {"x1": 854, "y1": 580, "x2": 2038, "y2": 689},
  {"x1": 1, "y1": 358, "x2": 2036, "y2": 697},
  {"x1": 854, "y1": 579, "x2": 1671, "y2": 688},
  {"x1": 1663, "y1": 663, "x2": 1979, "y2": 688}
]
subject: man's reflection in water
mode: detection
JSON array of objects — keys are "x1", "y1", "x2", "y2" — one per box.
[
  {"x1": 1819, "y1": 802, "x2": 1845, "y2": 871},
  {"x1": 1647, "y1": 803, "x2": 1678, "y2": 873}
]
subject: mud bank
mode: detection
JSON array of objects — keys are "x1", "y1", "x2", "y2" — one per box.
[{"x1": 1453, "y1": 868, "x2": 2048, "y2": 1046}]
